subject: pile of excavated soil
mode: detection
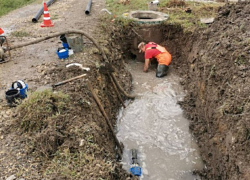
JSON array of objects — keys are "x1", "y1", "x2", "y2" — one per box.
[
  {"x1": 174, "y1": 2, "x2": 250, "y2": 179},
  {"x1": 0, "y1": 48, "x2": 135, "y2": 180}
]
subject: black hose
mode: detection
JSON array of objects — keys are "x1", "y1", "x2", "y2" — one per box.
[
  {"x1": 32, "y1": 0, "x2": 56, "y2": 23},
  {"x1": 85, "y1": 0, "x2": 92, "y2": 15}
]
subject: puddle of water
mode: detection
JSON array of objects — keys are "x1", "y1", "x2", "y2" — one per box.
[{"x1": 117, "y1": 61, "x2": 203, "y2": 180}]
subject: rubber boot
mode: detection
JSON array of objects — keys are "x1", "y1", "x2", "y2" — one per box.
[{"x1": 156, "y1": 64, "x2": 169, "y2": 78}]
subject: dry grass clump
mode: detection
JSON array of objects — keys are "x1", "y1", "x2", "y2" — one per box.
[
  {"x1": 166, "y1": 0, "x2": 187, "y2": 8},
  {"x1": 16, "y1": 90, "x2": 69, "y2": 133},
  {"x1": 14, "y1": 90, "x2": 70, "y2": 157}
]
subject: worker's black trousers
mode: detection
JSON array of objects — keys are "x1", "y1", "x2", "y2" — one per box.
[{"x1": 156, "y1": 64, "x2": 169, "y2": 78}]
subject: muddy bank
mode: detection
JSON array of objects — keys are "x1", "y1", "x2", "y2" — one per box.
[{"x1": 176, "y1": 2, "x2": 250, "y2": 179}]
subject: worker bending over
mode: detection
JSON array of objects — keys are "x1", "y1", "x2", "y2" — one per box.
[{"x1": 138, "y1": 42, "x2": 172, "y2": 78}]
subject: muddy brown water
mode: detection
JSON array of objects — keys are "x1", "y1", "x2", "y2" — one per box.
[{"x1": 117, "y1": 61, "x2": 203, "y2": 180}]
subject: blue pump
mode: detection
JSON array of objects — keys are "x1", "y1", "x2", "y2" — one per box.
[{"x1": 129, "y1": 149, "x2": 142, "y2": 176}]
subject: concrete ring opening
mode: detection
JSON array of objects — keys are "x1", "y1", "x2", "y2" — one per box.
[{"x1": 124, "y1": 11, "x2": 169, "y2": 24}]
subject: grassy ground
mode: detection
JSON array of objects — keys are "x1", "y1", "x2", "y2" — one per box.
[
  {"x1": 106, "y1": 0, "x2": 225, "y2": 32},
  {"x1": 0, "y1": 0, "x2": 37, "y2": 17}
]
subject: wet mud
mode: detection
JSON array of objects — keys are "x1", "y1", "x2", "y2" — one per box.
[{"x1": 117, "y1": 61, "x2": 203, "y2": 179}]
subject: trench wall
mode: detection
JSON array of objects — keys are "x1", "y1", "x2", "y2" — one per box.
[
  {"x1": 111, "y1": 4, "x2": 250, "y2": 178},
  {"x1": 173, "y1": 3, "x2": 250, "y2": 180}
]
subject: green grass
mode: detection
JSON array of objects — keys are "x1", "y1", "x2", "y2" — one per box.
[
  {"x1": 106, "y1": 0, "x2": 223, "y2": 32},
  {"x1": 106, "y1": 0, "x2": 170, "y2": 15},
  {"x1": 11, "y1": 30, "x2": 30, "y2": 37},
  {"x1": 0, "y1": 0, "x2": 37, "y2": 17}
]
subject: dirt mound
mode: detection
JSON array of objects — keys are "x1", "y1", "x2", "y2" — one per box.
[
  {"x1": 0, "y1": 0, "x2": 138, "y2": 179},
  {"x1": 175, "y1": 2, "x2": 250, "y2": 179},
  {"x1": 2, "y1": 63, "x2": 135, "y2": 180}
]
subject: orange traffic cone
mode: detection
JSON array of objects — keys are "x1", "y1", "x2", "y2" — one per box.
[
  {"x1": 0, "y1": 28, "x2": 4, "y2": 35},
  {"x1": 40, "y1": 2, "x2": 54, "y2": 27}
]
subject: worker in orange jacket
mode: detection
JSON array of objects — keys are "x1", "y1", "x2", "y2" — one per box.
[{"x1": 138, "y1": 42, "x2": 172, "y2": 78}]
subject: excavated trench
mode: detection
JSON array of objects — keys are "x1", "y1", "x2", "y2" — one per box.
[
  {"x1": 117, "y1": 62, "x2": 203, "y2": 179},
  {"x1": 112, "y1": 3, "x2": 250, "y2": 179},
  {"x1": 112, "y1": 11, "x2": 205, "y2": 179}
]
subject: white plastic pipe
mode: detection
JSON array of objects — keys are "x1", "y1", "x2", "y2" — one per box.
[{"x1": 151, "y1": 0, "x2": 159, "y2": 4}]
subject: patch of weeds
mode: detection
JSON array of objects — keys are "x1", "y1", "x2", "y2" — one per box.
[
  {"x1": 165, "y1": 0, "x2": 187, "y2": 8},
  {"x1": 114, "y1": 16, "x2": 135, "y2": 27},
  {"x1": 16, "y1": 90, "x2": 69, "y2": 132},
  {"x1": 218, "y1": 101, "x2": 230, "y2": 116},
  {"x1": 44, "y1": 145, "x2": 105, "y2": 179},
  {"x1": 220, "y1": 32, "x2": 228, "y2": 39},
  {"x1": 234, "y1": 54, "x2": 246, "y2": 66},
  {"x1": 105, "y1": 0, "x2": 221, "y2": 33},
  {"x1": 51, "y1": 14, "x2": 59, "y2": 20},
  {"x1": 218, "y1": 100, "x2": 245, "y2": 115},
  {"x1": 0, "y1": 0, "x2": 36, "y2": 17},
  {"x1": 192, "y1": 2, "x2": 220, "y2": 17},
  {"x1": 208, "y1": 64, "x2": 216, "y2": 80},
  {"x1": 244, "y1": 38, "x2": 250, "y2": 46},
  {"x1": 44, "y1": 148, "x2": 85, "y2": 178},
  {"x1": 11, "y1": 30, "x2": 30, "y2": 37},
  {"x1": 86, "y1": 134, "x2": 94, "y2": 143},
  {"x1": 240, "y1": 23, "x2": 246, "y2": 33},
  {"x1": 106, "y1": 0, "x2": 149, "y2": 16},
  {"x1": 236, "y1": 105, "x2": 244, "y2": 114}
]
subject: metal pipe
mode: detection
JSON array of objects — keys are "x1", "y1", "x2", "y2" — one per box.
[
  {"x1": 85, "y1": 0, "x2": 92, "y2": 15},
  {"x1": 32, "y1": 0, "x2": 56, "y2": 23}
]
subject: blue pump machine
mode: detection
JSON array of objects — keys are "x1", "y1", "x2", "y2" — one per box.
[{"x1": 130, "y1": 149, "x2": 142, "y2": 176}]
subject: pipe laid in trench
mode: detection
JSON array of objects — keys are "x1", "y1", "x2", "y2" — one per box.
[
  {"x1": 85, "y1": 0, "x2": 92, "y2": 15},
  {"x1": 32, "y1": 0, "x2": 56, "y2": 23},
  {"x1": 87, "y1": 81, "x2": 123, "y2": 159}
]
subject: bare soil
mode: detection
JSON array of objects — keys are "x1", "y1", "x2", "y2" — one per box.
[{"x1": 173, "y1": 2, "x2": 250, "y2": 179}]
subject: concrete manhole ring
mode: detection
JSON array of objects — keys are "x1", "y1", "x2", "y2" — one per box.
[{"x1": 123, "y1": 10, "x2": 169, "y2": 24}]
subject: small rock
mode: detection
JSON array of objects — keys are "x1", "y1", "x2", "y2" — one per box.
[
  {"x1": 200, "y1": 18, "x2": 214, "y2": 24},
  {"x1": 79, "y1": 139, "x2": 84, "y2": 146},
  {"x1": 6, "y1": 175, "x2": 16, "y2": 180},
  {"x1": 5, "y1": 109, "x2": 12, "y2": 116}
]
